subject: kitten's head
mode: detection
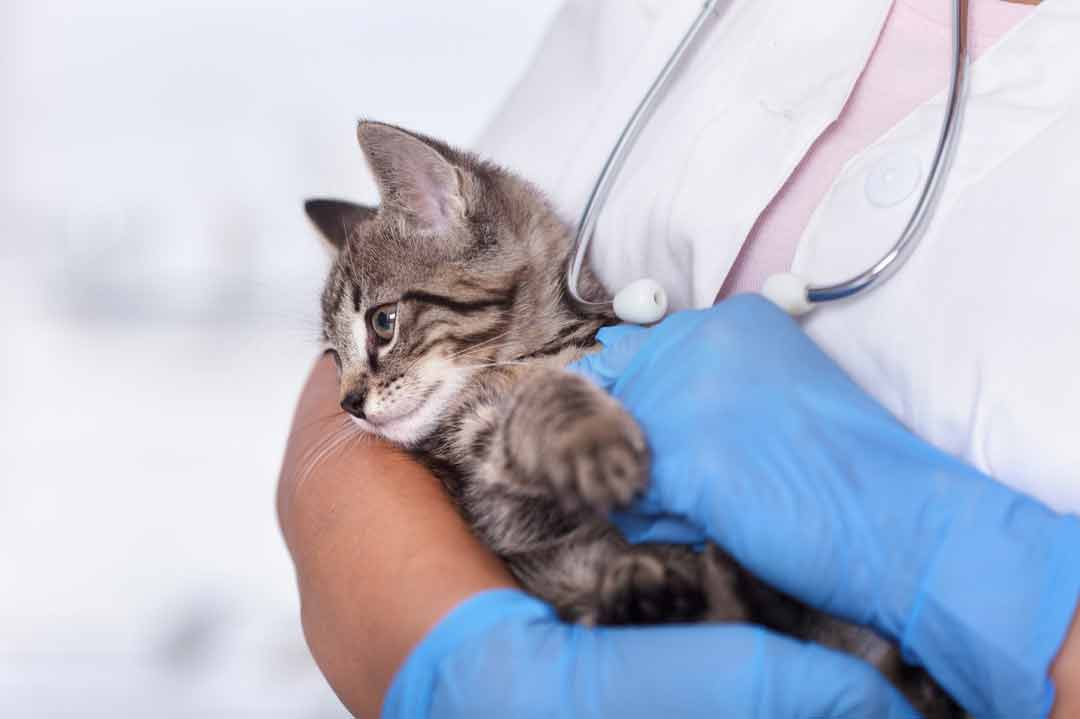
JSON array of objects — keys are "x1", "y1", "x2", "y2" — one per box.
[{"x1": 306, "y1": 121, "x2": 595, "y2": 446}]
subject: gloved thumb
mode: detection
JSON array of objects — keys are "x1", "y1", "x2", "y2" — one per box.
[{"x1": 566, "y1": 324, "x2": 650, "y2": 390}]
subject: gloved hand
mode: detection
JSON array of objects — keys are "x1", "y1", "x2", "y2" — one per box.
[
  {"x1": 570, "y1": 294, "x2": 1080, "y2": 718},
  {"x1": 384, "y1": 588, "x2": 918, "y2": 718}
]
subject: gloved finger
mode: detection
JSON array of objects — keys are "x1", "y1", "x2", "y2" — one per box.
[
  {"x1": 565, "y1": 324, "x2": 650, "y2": 390},
  {"x1": 701, "y1": 625, "x2": 923, "y2": 719},
  {"x1": 610, "y1": 509, "x2": 708, "y2": 545},
  {"x1": 580, "y1": 624, "x2": 922, "y2": 719}
]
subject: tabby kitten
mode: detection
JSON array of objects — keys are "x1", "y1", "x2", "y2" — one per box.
[{"x1": 305, "y1": 120, "x2": 959, "y2": 718}]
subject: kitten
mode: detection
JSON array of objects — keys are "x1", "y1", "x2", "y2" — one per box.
[{"x1": 305, "y1": 120, "x2": 960, "y2": 718}]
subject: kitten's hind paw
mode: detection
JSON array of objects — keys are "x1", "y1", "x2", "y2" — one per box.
[{"x1": 590, "y1": 551, "x2": 709, "y2": 626}]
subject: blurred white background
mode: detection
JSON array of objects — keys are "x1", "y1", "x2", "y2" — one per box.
[{"x1": 0, "y1": 1, "x2": 563, "y2": 715}]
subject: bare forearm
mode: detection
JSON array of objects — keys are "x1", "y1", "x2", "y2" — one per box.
[
  {"x1": 1051, "y1": 602, "x2": 1080, "y2": 719},
  {"x1": 278, "y1": 355, "x2": 516, "y2": 717}
]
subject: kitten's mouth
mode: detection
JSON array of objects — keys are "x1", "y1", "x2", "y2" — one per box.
[
  {"x1": 347, "y1": 406, "x2": 417, "y2": 434},
  {"x1": 364, "y1": 404, "x2": 420, "y2": 428},
  {"x1": 346, "y1": 378, "x2": 457, "y2": 447},
  {"x1": 358, "y1": 383, "x2": 441, "y2": 430}
]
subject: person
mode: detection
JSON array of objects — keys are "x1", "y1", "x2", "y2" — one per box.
[
  {"x1": 278, "y1": 0, "x2": 1080, "y2": 716},
  {"x1": 279, "y1": 296, "x2": 1080, "y2": 718}
]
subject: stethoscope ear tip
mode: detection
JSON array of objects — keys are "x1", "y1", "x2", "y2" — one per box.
[
  {"x1": 613, "y1": 277, "x2": 669, "y2": 324},
  {"x1": 761, "y1": 272, "x2": 814, "y2": 316},
  {"x1": 613, "y1": 274, "x2": 814, "y2": 323}
]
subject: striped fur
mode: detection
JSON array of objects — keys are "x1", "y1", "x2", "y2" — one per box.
[{"x1": 305, "y1": 121, "x2": 960, "y2": 717}]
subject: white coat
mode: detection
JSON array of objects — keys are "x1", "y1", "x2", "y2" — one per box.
[{"x1": 477, "y1": 0, "x2": 1080, "y2": 513}]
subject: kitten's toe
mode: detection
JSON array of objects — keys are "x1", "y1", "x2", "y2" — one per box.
[
  {"x1": 545, "y1": 411, "x2": 649, "y2": 516},
  {"x1": 556, "y1": 439, "x2": 645, "y2": 514},
  {"x1": 595, "y1": 441, "x2": 645, "y2": 506},
  {"x1": 591, "y1": 551, "x2": 708, "y2": 626}
]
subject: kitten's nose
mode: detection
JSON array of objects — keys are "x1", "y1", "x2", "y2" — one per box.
[{"x1": 341, "y1": 390, "x2": 367, "y2": 419}]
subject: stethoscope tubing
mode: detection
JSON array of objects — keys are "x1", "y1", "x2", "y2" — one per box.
[
  {"x1": 566, "y1": 0, "x2": 723, "y2": 310},
  {"x1": 566, "y1": 0, "x2": 970, "y2": 314},
  {"x1": 806, "y1": 0, "x2": 969, "y2": 303}
]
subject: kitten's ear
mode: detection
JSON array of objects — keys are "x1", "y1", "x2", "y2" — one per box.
[
  {"x1": 356, "y1": 121, "x2": 465, "y2": 235},
  {"x1": 304, "y1": 198, "x2": 377, "y2": 251}
]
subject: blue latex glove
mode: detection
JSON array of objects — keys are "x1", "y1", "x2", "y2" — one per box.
[
  {"x1": 570, "y1": 294, "x2": 1080, "y2": 718},
  {"x1": 384, "y1": 588, "x2": 918, "y2": 718}
]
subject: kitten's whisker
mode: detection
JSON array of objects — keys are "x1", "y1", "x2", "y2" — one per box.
[
  {"x1": 401, "y1": 331, "x2": 511, "y2": 376},
  {"x1": 296, "y1": 421, "x2": 364, "y2": 491},
  {"x1": 440, "y1": 341, "x2": 522, "y2": 366},
  {"x1": 450, "y1": 360, "x2": 531, "y2": 371},
  {"x1": 295, "y1": 428, "x2": 349, "y2": 480},
  {"x1": 294, "y1": 408, "x2": 349, "y2": 435},
  {"x1": 438, "y1": 332, "x2": 515, "y2": 363},
  {"x1": 294, "y1": 416, "x2": 355, "y2": 484},
  {"x1": 295, "y1": 414, "x2": 350, "y2": 459},
  {"x1": 401, "y1": 332, "x2": 518, "y2": 377}
]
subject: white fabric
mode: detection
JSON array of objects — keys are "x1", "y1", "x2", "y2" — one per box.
[
  {"x1": 477, "y1": 0, "x2": 892, "y2": 310},
  {"x1": 795, "y1": 1, "x2": 1080, "y2": 511},
  {"x1": 477, "y1": 0, "x2": 1080, "y2": 513}
]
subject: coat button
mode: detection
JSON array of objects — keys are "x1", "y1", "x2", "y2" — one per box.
[{"x1": 865, "y1": 152, "x2": 922, "y2": 208}]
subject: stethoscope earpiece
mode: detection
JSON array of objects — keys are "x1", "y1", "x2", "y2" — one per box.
[
  {"x1": 612, "y1": 278, "x2": 668, "y2": 324},
  {"x1": 761, "y1": 273, "x2": 813, "y2": 316}
]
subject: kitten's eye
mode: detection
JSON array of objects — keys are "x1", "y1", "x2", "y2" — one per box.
[{"x1": 370, "y1": 303, "x2": 398, "y2": 342}]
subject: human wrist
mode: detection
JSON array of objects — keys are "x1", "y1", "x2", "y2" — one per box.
[{"x1": 1051, "y1": 602, "x2": 1080, "y2": 719}]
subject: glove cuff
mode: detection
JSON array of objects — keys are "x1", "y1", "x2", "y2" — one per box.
[
  {"x1": 382, "y1": 589, "x2": 553, "y2": 719},
  {"x1": 899, "y1": 485, "x2": 1080, "y2": 718}
]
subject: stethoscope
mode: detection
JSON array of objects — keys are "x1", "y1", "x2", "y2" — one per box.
[{"x1": 567, "y1": 0, "x2": 970, "y2": 324}]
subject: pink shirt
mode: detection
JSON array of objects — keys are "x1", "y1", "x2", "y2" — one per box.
[{"x1": 719, "y1": 0, "x2": 1034, "y2": 298}]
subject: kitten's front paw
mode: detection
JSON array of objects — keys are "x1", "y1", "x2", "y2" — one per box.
[
  {"x1": 540, "y1": 396, "x2": 649, "y2": 515},
  {"x1": 504, "y1": 372, "x2": 649, "y2": 515}
]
